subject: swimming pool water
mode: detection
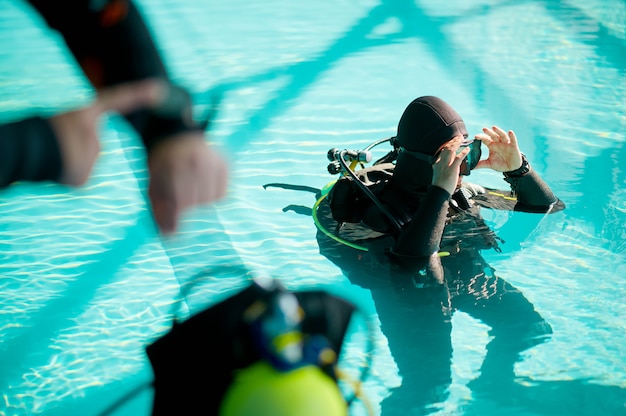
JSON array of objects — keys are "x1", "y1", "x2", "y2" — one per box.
[{"x1": 1, "y1": 1, "x2": 625, "y2": 415}]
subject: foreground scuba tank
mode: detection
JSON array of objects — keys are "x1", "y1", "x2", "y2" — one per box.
[{"x1": 146, "y1": 280, "x2": 359, "y2": 415}]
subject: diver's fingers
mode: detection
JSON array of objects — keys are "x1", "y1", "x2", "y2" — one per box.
[
  {"x1": 95, "y1": 79, "x2": 164, "y2": 115},
  {"x1": 454, "y1": 147, "x2": 471, "y2": 167},
  {"x1": 439, "y1": 145, "x2": 468, "y2": 169},
  {"x1": 474, "y1": 133, "x2": 493, "y2": 146},
  {"x1": 481, "y1": 127, "x2": 497, "y2": 141},
  {"x1": 435, "y1": 146, "x2": 455, "y2": 167},
  {"x1": 507, "y1": 129, "x2": 519, "y2": 147},
  {"x1": 435, "y1": 136, "x2": 462, "y2": 164},
  {"x1": 492, "y1": 126, "x2": 510, "y2": 144},
  {"x1": 482, "y1": 126, "x2": 506, "y2": 143},
  {"x1": 448, "y1": 135, "x2": 465, "y2": 152},
  {"x1": 436, "y1": 147, "x2": 452, "y2": 165}
]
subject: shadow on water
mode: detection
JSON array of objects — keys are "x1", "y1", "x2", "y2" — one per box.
[{"x1": 264, "y1": 182, "x2": 626, "y2": 415}]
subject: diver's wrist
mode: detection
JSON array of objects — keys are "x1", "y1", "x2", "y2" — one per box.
[{"x1": 503, "y1": 154, "x2": 530, "y2": 178}]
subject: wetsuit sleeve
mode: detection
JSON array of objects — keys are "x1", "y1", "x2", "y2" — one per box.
[
  {"x1": 505, "y1": 168, "x2": 565, "y2": 213},
  {"x1": 0, "y1": 117, "x2": 63, "y2": 187},
  {"x1": 25, "y1": 0, "x2": 202, "y2": 153},
  {"x1": 389, "y1": 185, "x2": 450, "y2": 264}
]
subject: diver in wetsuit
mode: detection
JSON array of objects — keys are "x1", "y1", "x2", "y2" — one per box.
[
  {"x1": 0, "y1": 0, "x2": 228, "y2": 233},
  {"x1": 319, "y1": 96, "x2": 565, "y2": 414},
  {"x1": 330, "y1": 95, "x2": 564, "y2": 271}
]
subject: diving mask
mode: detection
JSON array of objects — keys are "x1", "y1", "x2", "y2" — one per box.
[{"x1": 399, "y1": 137, "x2": 482, "y2": 176}]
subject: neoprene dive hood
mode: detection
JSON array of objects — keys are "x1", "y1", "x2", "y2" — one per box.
[
  {"x1": 395, "y1": 96, "x2": 468, "y2": 154},
  {"x1": 392, "y1": 96, "x2": 468, "y2": 190}
]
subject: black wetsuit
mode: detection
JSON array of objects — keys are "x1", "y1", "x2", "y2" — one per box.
[{"x1": 0, "y1": 0, "x2": 202, "y2": 188}]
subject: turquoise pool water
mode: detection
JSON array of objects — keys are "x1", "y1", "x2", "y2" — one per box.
[{"x1": 1, "y1": 1, "x2": 625, "y2": 415}]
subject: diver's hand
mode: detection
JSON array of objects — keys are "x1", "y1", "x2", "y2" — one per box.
[
  {"x1": 431, "y1": 136, "x2": 470, "y2": 195},
  {"x1": 50, "y1": 79, "x2": 163, "y2": 186},
  {"x1": 473, "y1": 126, "x2": 524, "y2": 172},
  {"x1": 147, "y1": 133, "x2": 229, "y2": 234}
]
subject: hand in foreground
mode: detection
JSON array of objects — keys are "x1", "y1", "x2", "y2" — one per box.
[
  {"x1": 474, "y1": 126, "x2": 524, "y2": 172},
  {"x1": 147, "y1": 133, "x2": 229, "y2": 234},
  {"x1": 431, "y1": 136, "x2": 470, "y2": 195},
  {"x1": 49, "y1": 79, "x2": 163, "y2": 186}
]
